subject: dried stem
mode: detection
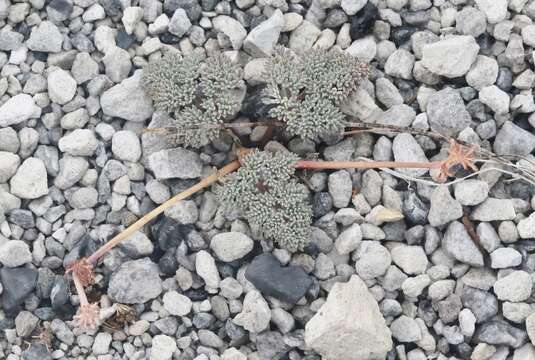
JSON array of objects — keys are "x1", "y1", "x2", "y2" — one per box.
[
  {"x1": 86, "y1": 159, "x2": 242, "y2": 264},
  {"x1": 296, "y1": 160, "x2": 442, "y2": 170}
]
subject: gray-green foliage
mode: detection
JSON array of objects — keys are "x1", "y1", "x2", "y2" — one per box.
[
  {"x1": 217, "y1": 150, "x2": 312, "y2": 252},
  {"x1": 262, "y1": 47, "x2": 368, "y2": 139},
  {"x1": 142, "y1": 52, "x2": 244, "y2": 147}
]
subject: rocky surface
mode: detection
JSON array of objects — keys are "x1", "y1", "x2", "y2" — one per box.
[{"x1": 0, "y1": 0, "x2": 535, "y2": 359}]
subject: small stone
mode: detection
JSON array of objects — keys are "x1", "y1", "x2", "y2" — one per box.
[
  {"x1": 0, "y1": 267, "x2": 37, "y2": 314},
  {"x1": 169, "y1": 8, "x2": 191, "y2": 37},
  {"x1": 428, "y1": 186, "x2": 463, "y2": 227},
  {"x1": 402, "y1": 274, "x2": 430, "y2": 298},
  {"x1": 328, "y1": 170, "x2": 352, "y2": 208},
  {"x1": 466, "y1": 55, "x2": 499, "y2": 90},
  {"x1": 61, "y1": 108, "x2": 89, "y2": 129},
  {"x1": 493, "y1": 270, "x2": 533, "y2": 302},
  {"x1": 112, "y1": 130, "x2": 141, "y2": 162},
  {"x1": 244, "y1": 9, "x2": 284, "y2": 57},
  {"x1": 212, "y1": 15, "x2": 247, "y2": 50},
  {"x1": 0, "y1": 31, "x2": 23, "y2": 51},
  {"x1": 456, "y1": 7, "x2": 486, "y2": 37},
  {"x1": 102, "y1": 47, "x2": 132, "y2": 83},
  {"x1": 426, "y1": 87, "x2": 471, "y2": 137},
  {"x1": 163, "y1": 290, "x2": 192, "y2": 316},
  {"x1": 148, "y1": 147, "x2": 202, "y2": 179},
  {"x1": 222, "y1": 348, "x2": 246, "y2": 360},
  {"x1": 526, "y1": 313, "x2": 535, "y2": 345},
  {"x1": 479, "y1": 85, "x2": 510, "y2": 114},
  {"x1": 475, "y1": 0, "x2": 507, "y2": 23},
  {"x1": 289, "y1": 20, "x2": 321, "y2": 52},
  {"x1": 462, "y1": 286, "x2": 499, "y2": 323},
  {"x1": 58, "y1": 129, "x2": 98, "y2": 156},
  {"x1": 454, "y1": 179, "x2": 489, "y2": 206},
  {"x1": 245, "y1": 253, "x2": 313, "y2": 304},
  {"x1": 71, "y1": 52, "x2": 99, "y2": 84},
  {"x1": 0, "y1": 240, "x2": 31, "y2": 267},
  {"x1": 101, "y1": 71, "x2": 153, "y2": 122},
  {"x1": 27, "y1": 21, "x2": 63, "y2": 53},
  {"x1": 471, "y1": 198, "x2": 516, "y2": 221},
  {"x1": 196, "y1": 250, "x2": 220, "y2": 289},
  {"x1": 459, "y1": 308, "x2": 476, "y2": 337},
  {"x1": 390, "y1": 245, "x2": 428, "y2": 275},
  {"x1": 92, "y1": 332, "x2": 112, "y2": 355},
  {"x1": 354, "y1": 241, "x2": 391, "y2": 279},
  {"x1": 10, "y1": 158, "x2": 48, "y2": 199},
  {"x1": 335, "y1": 224, "x2": 362, "y2": 255},
  {"x1": 108, "y1": 258, "x2": 162, "y2": 304},
  {"x1": 474, "y1": 320, "x2": 527, "y2": 348},
  {"x1": 390, "y1": 315, "x2": 422, "y2": 342},
  {"x1": 122, "y1": 6, "x2": 143, "y2": 34},
  {"x1": 490, "y1": 247, "x2": 522, "y2": 268},
  {"x1": 349, "y1": 2, "x2": 379, "y2": 39},
  {"x1": 518, "y1": 213, "x2": 535, "y2": 238},
  {"x1": 443, "y1": 221, "x2": 484, "y2": 267},
  {"x1": 0, "y1": 94, "x2": 41, "y2": 127},
  {"x1": 384, "y1": 49, "x2": 414, "y2": 80},
  {"x1": 305, "y1": 275, "x2": 392, "y2": 360},
  {"x1": 493, "y1": 121, "x2": 535, "y2": 156},
  {"x1": 233, "y1": 290, "x2": 271, "y2": 333},
  {"x1": 341, "y1": 0, "x2": 367, "y2": 15},
  {"x1": 392, "y1": 133, "x2": 429, "y2": 177},
  {"x1": 47, "y1": 68, "x2": 77, "y2": 105},
  {"x1": 0, "y1": 151, "x2": 19, "y2": 183},
  {"x1": 346, "y1": 36, "x2": 376, "y2": 62},
  {"x1": 421, "y1": 35, "x2": 479, "y2": 78},
  {"x1": 119, "y1": 231, "x2": 154, "y2": 257},
  {"x1": 151, "y1": 335, "x2": 177, "y2": 360},
  {"x1": 210, "y1": 232, "x2": 254, "y2": 262}
]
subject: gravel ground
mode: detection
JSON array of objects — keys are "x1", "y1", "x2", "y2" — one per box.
[{"x1": 2, "y1": 0, "x2": 535, "y2": 359}]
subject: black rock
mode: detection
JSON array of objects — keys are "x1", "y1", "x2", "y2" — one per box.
[
  {"x1": 63, "y1": 234, "x2": 98, "y2": 269},
  {"x1": 402, "y1": 191, "x2": 429, "y2": 225},
  {"x1": 116, "y1": 30, "x2": 136, "y2": 49},
  {"x1": 462, "y1": 286, "x2": 498, "y2": 323},
  {"x1": 391, "y1": 26, "x2": 418, "y2": 47},
  {"x1": 201, "y1": 0, "x2": 216, "y2": 11},
  {"x1": 34, "y1": 307, "x2": 57, "y2": 321},
  {"x1": 350, "y1": 2, "x2": 379, "y2": 40},
  {"x1": 0, "y1": 318, "x2": 14, "y2": 331},
  {"x1": 496, "y1": 67, "x2": 513, "y2": 92},
  {"x1": 100, "y1": 0, "x2": 122, "y2": 16},
  {"x1": 164, "y1": 0, "x2": 202, "y2": 21},
  {"x1": 476, "y1": 33, "x2": 494, "y2": 55},
  {"x1": 225, "y1": 319, "x2": 248, "y2": 346},
  {"x1": 151, "y1": 216, "x2": 193, "y2": 251},
  {"x1": 32, "y1": 51, "x2": 48, "y2": 62},
  {"x1": 184, "y1": 289, "x2": 208, "y2": 301},
  {"x1": 8, "y1": 209, "x2": 35, "y2": 228},
  {"x1": 36, "y1": 267, "x2": 56, "y2": 299},
  {"x1": 473, "y1": 321, "x2": 527, "y2": 348},
  {"x1": 324, "y1": 9, "x2": 348, "y2": 28},
  {"x1": 159, "y1": 32, "x2": 182, "y2": 44},
  {"x1": 0, "y1": 267, "x2": 38, "y2": 315},
  {"x1": 97, "y1": 174, "x2": 111, "y2": 203},
  {"x1": 245, "y1": 253, "x2": 313, "y2": 304},
  {"x1": 303, "y1": 242, "x2": 320, "y2": 257},
  {"x1": 48, "y1": 0, "x2": 73, "y2": 17},
  {"x1": 50, "y1": 276, "x2": 70, "y2": 312},
  {"x1": 158, "y1": 249, "x2": 179, "y2": 275},
  {"x1": 241, "y1": 85, "x2": 272, "y2": 119},
  {"x1": 313, "y1": 192, "x2": 333, "y2": 218},
  {"x1": 22, "y1": 343, "x2": 52, "y2": 360},
  {"x1": 256, "y1": 331, "x2": 290, "y2": 359}
]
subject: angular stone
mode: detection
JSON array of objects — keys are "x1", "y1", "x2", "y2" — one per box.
[
  {"x1": 233, "y1": 290, "x2": 271, "y2": 333},
  {"x1": 426, "y1": 87, "x2": 471, "y2": 137},
  {"x1": 421, "y1": 35, "x2": 479, "y2": 78},
  {"x1": 471, "y1": 198, "x2": 516, "y2": 221},
  {"x1": 442, "y1": 221, "x2": 484, "y2": 267},
  {"x1": 10, "y1": 158, "x2": 48, "y2": 199},
  {"x1": 148, "y1": 147, "x2": 202, "y2": 179},
  {"x1": 212, "y1": 15, "x2": 247, "y2": 50},
  {"x1": 305, "y1": 275, "x2": 392, "y2": 360},
  {"x1": 245, "y1": 253, "x2": 313, "y2": 304},
  {"x1": 100, "y1": 71, "x2": 154, "y2": 122},
  {"x1": 0, "y1": 94, "x2": 41, "y2": 127},
  {"x1": 210, "y1": 232, "x2": 254, "y2": 262},
  {"x1": 494, "y1": 121, "x2": 535, "y2": 156},
  {"x1": 108, "y1": 258, "x2": 162, "y2": 304},
  {"x1": 0, "y1": 267, "x2": 38, "y2": 315},
  {"x1": 244, "y1": 9, "x2": 284, "y2": 57},
  {"x1": 474, "y1": 321, "x2": 527, "y2": 348},
  {"x1": 27, "y1": 21, "x2": 63, "y2": 53}
]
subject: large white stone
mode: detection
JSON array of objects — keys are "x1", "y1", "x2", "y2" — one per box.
[
  {"x1": 9, "y1": 157, "x2": 48, "y2": 199},
  {"x1": 422, "y1": 36, "x2": 479, "y2": 78},
  {"x1": 305, "y1": 275, "x2": 392, "y2": 360},
  {"x1": 48, "y1": 68, "x2": 77, "y2": 105},
  {"x1": 101, "y1": 71, "x2": 154, "y2": 122},
  {"x1": 244, "y1": 9, "x2": 284, "y2": 57},
  {"x1": 0, "y1": 94, "x2": 41, "y2": 127}
]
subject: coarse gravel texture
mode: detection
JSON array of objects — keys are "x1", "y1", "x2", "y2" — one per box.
[{"x1": 2, "y1": 0, "x2": 535, "y2": 360}]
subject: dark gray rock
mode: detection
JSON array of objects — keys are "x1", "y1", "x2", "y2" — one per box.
[
  {"x1": 108, "y1": 258, "x2": 163, "y2": 304},
  {"x1": 0, "y1": 268, "x2": 38, "y2": 315},
  {"x1": 22, "y1": 343, "x2": 52, "y2": 360},
  {"x1": 402, "y1": 191, "x2": 429, "y2": 225},
  {"x1": 50, "y1": 276, "x2": 69, "y2": 312},
  {"x1": 245, "y1": 253, "x2": 313, "y2": 304},
  {"x1": 474, "y1": 321, "x2": 527, "y2": 348},
  {"x1": 462, "y1": 286, "x2": 498, "y2": 323}
]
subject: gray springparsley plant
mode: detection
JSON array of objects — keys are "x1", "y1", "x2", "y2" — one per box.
[
  {"x1": 142, "y1": 52, "x2": 245, "y2": 148},
  {"x1": 262, "y1": 47, "x2": 369, "y2": 139},
  {"x1": 216, "y1": 150, "x2": 312, "y2": 252}
]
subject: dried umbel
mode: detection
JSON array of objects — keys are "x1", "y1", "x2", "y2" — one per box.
[
  {"x1": 142, "y1": 52, "x2": 244, "y2": 147},
  {"x1": 262, "y1": 47, "x2": 369, "y2": 139},
  {"x1": 217, "y1": 150, "x2": 312, "y2": 252}
]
